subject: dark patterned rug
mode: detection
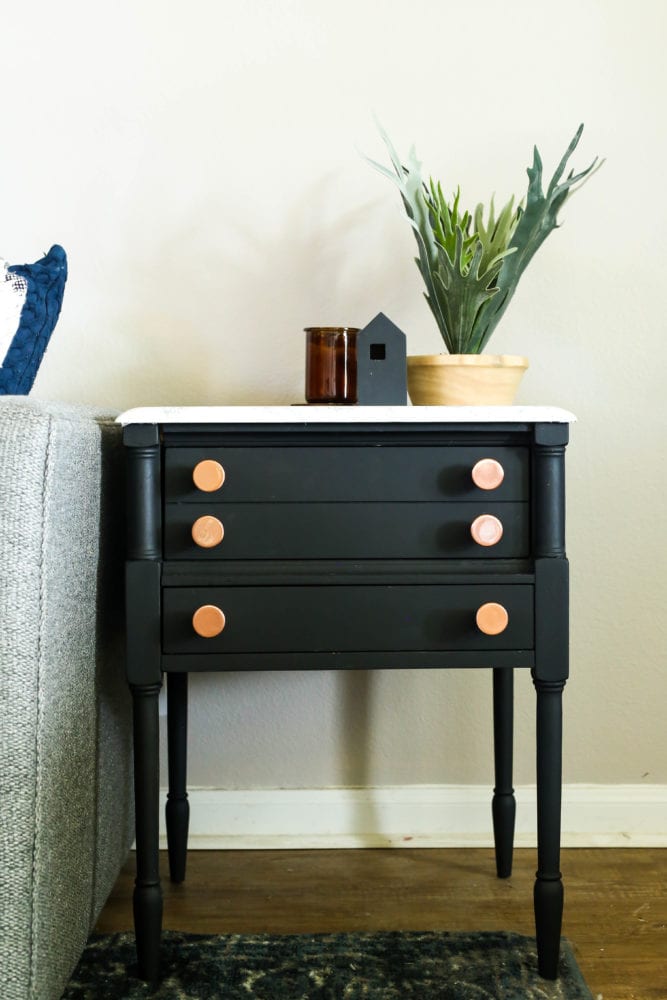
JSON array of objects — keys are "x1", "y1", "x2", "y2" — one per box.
[{"x1": 62, "y1": 929, "x2": 593, "y2": 999}]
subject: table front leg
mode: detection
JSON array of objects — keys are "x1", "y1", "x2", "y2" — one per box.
[
  {"x1": 533, "y1": 676, "x2": 565, "y2": 980},
  {"x1": 125, "y1": 426, "x2": 163, "y2": 980},
  {"x1": 131, "y1": 682, "x2": 163, "y2": 982}
]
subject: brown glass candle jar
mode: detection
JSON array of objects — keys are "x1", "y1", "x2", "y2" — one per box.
[{"x1": 304, "y1": 327, "x2": 359, "y2": 404}]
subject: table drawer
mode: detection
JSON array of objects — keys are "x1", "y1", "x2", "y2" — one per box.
[
  {"x1": 164, "y1": 502, "x2": 529, "y2": 560},
  {"x1": 164, "y1": 446, "x2": 529, "y2": 503},
  {"x1": 162, "y1": 584, "x2": 533, "y2": 653}
]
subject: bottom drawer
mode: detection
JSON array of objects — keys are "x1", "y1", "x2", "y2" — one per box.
[{"x1": 162, "y1": 585, "x2": 533, "y2": 653}]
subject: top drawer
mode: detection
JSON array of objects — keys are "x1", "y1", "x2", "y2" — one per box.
[{"x1": 164, "y1": 446, "x2": 529, "y2": 503}]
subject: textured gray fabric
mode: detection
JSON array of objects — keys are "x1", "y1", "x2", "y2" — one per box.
[{"x1": 0, "y1": 397, "x2": 133, "y2": 1000}]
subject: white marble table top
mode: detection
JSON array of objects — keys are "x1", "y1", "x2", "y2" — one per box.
[{"x1": 117, "y1": 405, "x2": 575, "y2": 426}]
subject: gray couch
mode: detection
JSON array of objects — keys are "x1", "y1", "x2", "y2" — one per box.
[{"x1": 0, "y1": 397, "x2": 134, "y2": 1000}]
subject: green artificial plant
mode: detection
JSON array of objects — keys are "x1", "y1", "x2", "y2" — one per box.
[{"x1": 367, "y1": 124, "x2": 602, "y2": 354}]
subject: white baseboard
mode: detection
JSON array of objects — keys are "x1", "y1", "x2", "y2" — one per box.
[{"x1": 155, "y1": 784, "x2": 667, "y2": 849}]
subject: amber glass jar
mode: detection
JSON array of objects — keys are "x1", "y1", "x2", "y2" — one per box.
[{"x1": 304, "y1": 327, "x2": 359, "y2": 404}]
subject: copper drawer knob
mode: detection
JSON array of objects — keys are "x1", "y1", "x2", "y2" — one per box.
[
  {"x1": 192, "y1": 605, "x2": 226, "y2": 638},
  {"x1": 476, "y1": 602, "x2": 509, "y2": 635},
  {"x1": 470, "y1": 513, "x2": 504, "y2": 547},
  {"x1": 192, "y1": 459, "x2": 225, "y2": 492},
  {"x1": 192, "y1": 515, "x2": 224, "y2": 548},
  {"x1": 471, "y1": 458, "x2": 505, "y2": 491}
]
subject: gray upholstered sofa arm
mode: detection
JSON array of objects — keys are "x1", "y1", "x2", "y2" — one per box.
[{"x1": 0, "y1": 398, "x2": 133, "y2": 1000}]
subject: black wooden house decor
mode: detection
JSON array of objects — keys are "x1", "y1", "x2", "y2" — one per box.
[{"x1": 355, "y1": 312, "x2": 407, "y2": 405}]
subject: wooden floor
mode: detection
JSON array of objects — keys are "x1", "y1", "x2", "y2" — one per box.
[{"x1": 97, "y1": 847, "x2": 667, "y2": 1000}]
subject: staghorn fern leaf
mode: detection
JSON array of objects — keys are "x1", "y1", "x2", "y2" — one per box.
[
  {"x1": 470, "y1": 124, "x2": 602, "y2": 351},
  {"x1": 366, "y1": 122, "x2": 602, "y2": 354},
  {"x1": 365, "y1": 123, "x2": 450, "y2": 343},
  {"x1": 429, "y1": 230, "x2": 507, "y2": 354},
  {"x1": 473, "y1": 196, "x2": 520, "y2": 279},
  {"x1": 428, "y1": 181, "x2": 477, "y2": 275}
]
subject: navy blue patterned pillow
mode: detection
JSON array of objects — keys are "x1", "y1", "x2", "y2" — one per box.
[{"x1": 0, "y1": 245, "x2": 67, "y2": 394}]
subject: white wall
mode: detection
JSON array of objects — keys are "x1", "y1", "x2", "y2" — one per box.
[{"x1": 3, "y1": 0, "x2": 666, "y2": 791}]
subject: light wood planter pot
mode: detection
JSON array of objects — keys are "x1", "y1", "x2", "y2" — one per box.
[{"x1": 407, "y1": 353, "x2": 529, "y2": 406}]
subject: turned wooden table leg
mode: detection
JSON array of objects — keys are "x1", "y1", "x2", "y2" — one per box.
[
  {"x1": 492, "y1": 667, "x2": 516, "y2": 878},
  {"x1": 532, "y1": 424, "x2": 569, "y2": 980},
  {"x1": 533, "y1": 676, "x2": 565, "y2": 979},
  {"x1": 166, "y1": 671, "x2": 190, "y2": 883},
  {"x1": 132, "y1": 682, "x2": 163, "y2": 982},
  {"x1": 124, "y1": 423, "x2": 163, "y2": 981}
]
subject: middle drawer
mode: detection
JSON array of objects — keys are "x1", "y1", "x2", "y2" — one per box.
[{"x1": 164, "y1": 501, "x2": 529, "y2": 560}]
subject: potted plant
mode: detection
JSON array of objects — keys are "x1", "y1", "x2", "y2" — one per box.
[{"x1": 368, "y1": 124, "x2": 601, "y2": 404}]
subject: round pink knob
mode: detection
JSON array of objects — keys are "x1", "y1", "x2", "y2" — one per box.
[
  {"x1": 470, "y1": 514, "x2": 504, "y2": 547},
  {"x1": 192, "y1": 515, "x2": 224, "y2": 549},
  {"x1": 476, "y1": 603, "x2": 509, "y2": 635},
  {"x1": 192, "y1": 605, "x2": 226, "y2": 638},
  {"x1": 471, "y1": 459, "x2": 505, "y2": 491},
  {"x1": 193, "y1": 459, "x2": 225, "y2": 492}
]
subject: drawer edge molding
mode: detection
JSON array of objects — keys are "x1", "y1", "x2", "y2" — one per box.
[
  {"x1": 161, "y1": 650, "x2": 536, "y2": 671},
  {"x1": 160, "y1": 559, "x2": 537, "y2": 588}
]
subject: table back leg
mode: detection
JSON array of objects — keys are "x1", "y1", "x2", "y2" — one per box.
[
  {"x1": 492, "y1": 667, "x2": 516, "y2": 878},
  {"x1": 166, "y1": 671, "x2": 190, "y2": 883}
]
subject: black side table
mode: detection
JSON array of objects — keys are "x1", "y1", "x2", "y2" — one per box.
[{"x1": 120, "y1": 404, "x2": 573, "y2": 983}]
